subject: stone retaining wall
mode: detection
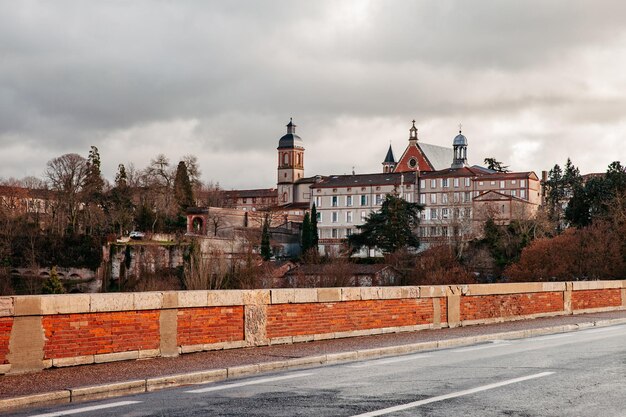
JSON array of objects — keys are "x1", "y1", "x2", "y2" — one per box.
[{"x1": 1, "y1": 280, "x2": 625, "y2": 374}]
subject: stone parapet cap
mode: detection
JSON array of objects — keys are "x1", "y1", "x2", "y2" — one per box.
[
  {"x1": 3, "y1": 280, "x2": 624, "y2": 316},
  {"x1": 462, "y1": 282, "x2": 566, "y2": 296},
  {"x1": 572, "y1": 280, "x2": 626, "y2": 291}
]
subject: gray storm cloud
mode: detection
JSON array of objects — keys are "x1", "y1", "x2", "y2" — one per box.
[{"x1": 1, "y1": 0, "x2": 626, "y2": 187}]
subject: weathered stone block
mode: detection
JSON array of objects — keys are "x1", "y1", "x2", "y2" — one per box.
[
  {"x1": 244, "y1": 304, "x2": 267, "y2": 345},
  {"x1": 161, "y1": 291, "x2": 179, "y2": 309},
  {"x1": 243, "y1": 290, "x2": 270, "y2": 306},
  {"x1": 7, "y1": 316, "x2": 45, "y2": 373},
  {"x1": 380, "y1": 287, "x2": 403, "y2": 300},
  {"x1": 400, "y1": 286, "x2": 419, "y2": 299},
  {"x1": 52, "y1": 355, "x2": 94, "y2": 367},
  {"x1": 40, "y1": 294, "x2": 90, "y2": 315},
  {"x1": 0, "y1": 297, "x2": 14, "y2": 317},
  {"x1": 294, "y1": 288, "x2": 317, "y2": 303},
  {"x1": 317, "y1": 288, "x2": 341, "y2": 302},
  {"x1": 341, "y1": 287, "x2": 361, "y2": 301},
  {"x1": 90, "y1": 293, "x2": 134, "y2": 312},
  {"x1": 133, "y1": 292, "x2": 163, "y2": 310},
  {"x1": 360, "y1": 287, "x2": 382, "y2": 300},
  {"x1": 419, "y1": 286, "x2": 446, "y2": 298},
  {"x1": 13, "y1": 296, "x2": 42, "y2": 316},
  {"x1": 94, "y1": 350, "x2": 139, "y2": 363},
  {"x1": 177, "y1": 291, "x2": 209, "y2": 308},
  {"x1": 208, "y1": 290, "x2": 244, "y2": 306},
  {"x1": 159, "y1": 309, "x2": 178, "y2": 357},
  {"x1": 270, "y1": 289, "x2": 295, "y2": 304}
]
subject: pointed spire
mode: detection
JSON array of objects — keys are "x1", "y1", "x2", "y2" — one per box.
[{"x1": 383, "y1": 145, "x2": 395, "y2": 163}]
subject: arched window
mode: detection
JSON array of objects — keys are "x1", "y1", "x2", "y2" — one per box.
[
  {"x1": 192, "y1": 217, "x2": 204, "y2": 233},
  {"x1": 283, "y1": 153, "x2": 289, "y2": 165}
]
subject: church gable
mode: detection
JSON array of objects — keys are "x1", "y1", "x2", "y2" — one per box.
[
  {"x1": 474, "y1": 190, "x2": 514, "y2": 202},
  {"x1": 394, "y1": 144, "x2": 434, "y2": 172}
]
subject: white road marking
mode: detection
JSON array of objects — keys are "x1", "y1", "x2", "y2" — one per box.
[
  {"x1": 185, "y1": 372, "x2": 315, "y2": 393},
  {"x1": 351, "y1": 371, "x2": 555, "y2": 417},
  {"x1": 452, "y1": 342, "x2": 511, "y2": 353},
  {"x1": 348, "y1": 354, "x2": 432, "y2": 368},
  {"x1": 28, "y1": 401, "x2": 142, "y2": 417}
]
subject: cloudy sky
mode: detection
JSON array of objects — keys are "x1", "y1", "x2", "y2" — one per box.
[{"x1": 2, "y1": 1, "x2": 626, "y2": 189}]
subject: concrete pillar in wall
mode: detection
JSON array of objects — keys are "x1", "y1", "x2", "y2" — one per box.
[
  {"x1": 446, "y1": 286, "x2": 462, "y2": 328},
  {"x1": 7, "y1": 297, "x2": 46, "y2": 374}
]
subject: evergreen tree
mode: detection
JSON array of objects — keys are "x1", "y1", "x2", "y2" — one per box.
[
  {"x1": 484, "y1": 157, "x2": 510, "y2": 172},
  {"x1": 84, "y1": 146, "x2": 105, "y2": 199},
  {"x1": 545, "y1": 159, "x2": 583, "y2": 231},
  {"x1": 109, "y1": 164, "x2": 135, "y2": 235},
  {"x1": 311, "y1": 204, "x2": 319, "y2": 249},
  {"x1": 115, "y1": 163, "x2": 128, "y2": 188},
  {"x1": 260, "y1": 217, "x2": 272, "y2": 260},
  {"x1": 301, "y1": 212, "x2": 312, "y2": 253},
  {"x1": 42, "y1": 266, "x2": 66, "y2": 294},
  {"x1": 348, "y1": 194, "x2": 423, "y2": 254},
  {"x1": 173, "y1": 161, "x2": 194, "y2": 212}
]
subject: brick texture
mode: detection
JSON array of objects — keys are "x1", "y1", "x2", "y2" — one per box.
[
  {"x1": 177, "y1": 307, "x2": 244, "y2": 346},
  {"x1": 461, "y1": 292, "x2": 564, "y2": 321},
  {"x1": 43, "y1": 311, "x2": 160, "y2": 359},
  {"x1": 0, "y1": 317, "x2": 12, "y2": 364},
  {"x1": 267, "y1": 299, "x2": 434, "y2": 338},
  {"x1": 572, "y1": 289, "x2": 622, "y2": 310}
]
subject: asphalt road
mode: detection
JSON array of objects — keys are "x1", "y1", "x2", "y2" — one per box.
[{"x1": 11, "y1": 324, "x2": 626, "y2": 417}]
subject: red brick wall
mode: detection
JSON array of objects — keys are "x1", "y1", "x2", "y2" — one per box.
[
  {"x1": 267, "y1": 299, "x2": 435, "y2": 338},
  {"x1": 572, "y1": 289, "x2": 622, "y2": 310},
  {"x1": 43, "y1": 311, "x2": 160, "y2": 359},
  {"x1": 461, "y1": 292, "x2": 564, "y2": 321},
  {"x1": 0, "y1": 317, "x2": 12, "y2": 364},
  {"x1": 177, "y1": 307, "x2": 244, "y2": 346}
]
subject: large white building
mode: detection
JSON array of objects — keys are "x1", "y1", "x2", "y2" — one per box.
[{"x1": 275, "y1": 120, "x2": 541, "y2": 255}]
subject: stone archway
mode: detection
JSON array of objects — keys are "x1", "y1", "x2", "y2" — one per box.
[{"x1": 192, "y1": 216, "x2": 204, "y2": 234}]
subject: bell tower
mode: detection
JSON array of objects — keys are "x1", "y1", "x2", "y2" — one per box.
[
  {"x1": 277, "y1": 118, "x2": 305, "y2": 205},
  {"x1": 451, "y1": 125, "x2": 468, "y2": 169}
]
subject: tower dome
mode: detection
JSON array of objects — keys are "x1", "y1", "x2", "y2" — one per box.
[
  {"x1": 453, "y1": 132, "x2": 468, "y2": 146},
  {"x1": 278, "y1": 118, "x2": 304, "y2": 149}
]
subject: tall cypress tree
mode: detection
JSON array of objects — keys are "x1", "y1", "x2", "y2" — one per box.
[
  {"x1": 310, "y1": 204, "x2": 319, "y2": 250},
  {"x1": 174, "y1": 161, "x2": 194, "y2": 212},
  {"x1": 301, "y1": 212, "x2": 312, "y2": 253},
  {"x1": 261, "y1": 218, "x2": 272, "y2": 260}
]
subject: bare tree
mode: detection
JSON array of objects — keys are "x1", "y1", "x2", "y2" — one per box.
[
  {"x1": 45, "y1": 153, "x2": 88, "y2": 234},
  {"x1": 183, "y1": 241, "x2": 228, "y2": 290}
]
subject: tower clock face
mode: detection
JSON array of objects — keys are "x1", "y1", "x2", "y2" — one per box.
[{"x1": 408, "y1": 158, "x2": 417, "y2": 169}]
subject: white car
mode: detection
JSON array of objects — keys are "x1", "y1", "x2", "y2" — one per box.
[{"x1": 129, "y1": 231, "x2": 145, "y2": 240}]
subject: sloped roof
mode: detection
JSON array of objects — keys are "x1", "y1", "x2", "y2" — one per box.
[
  {"x1": 223, "y1": 188, "x2": 278, "y2": 199},
  {"x1": 383, "y1": 145, "x2": 395, "y2": 163},
  {"x1": 418, "y1": 143, "x2": 454, "y2": 170},
  {"x1": 311, "y1": 172, "x2": 417, "y2": 188}
]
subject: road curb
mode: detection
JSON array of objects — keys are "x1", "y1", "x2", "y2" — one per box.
[{"x1": 2, "y1": 317, "x2": 625, "y2": 412}]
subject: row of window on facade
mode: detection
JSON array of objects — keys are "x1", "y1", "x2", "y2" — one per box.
[
  {"x1": 316, "y1": 187, "x2": 527, "y2": 209},
  {"x1": 318, "y1": 206, "x2": 472, "y2": 224},
  {"x1": 320, "y1": 225, "x2": 465, "y2": 240},
  {"x1": 423, "y1": 177, "x2": 527, "y2": 189},
  {"x1": 315, "y1": 194, "x2": 388, "y2": 208}
]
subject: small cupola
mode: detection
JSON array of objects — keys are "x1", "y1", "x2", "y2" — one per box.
[{"x1": 451, "y1": 124, "x2": 468, "y2": 169}]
